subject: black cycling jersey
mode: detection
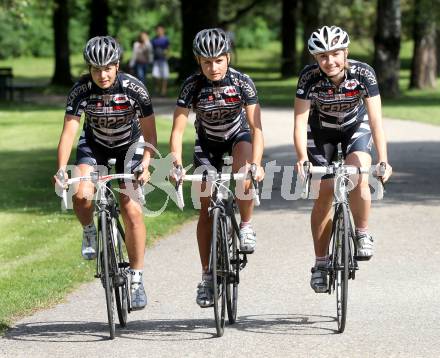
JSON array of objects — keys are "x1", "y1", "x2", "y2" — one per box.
[
  {"x1": 296, "y1": 60, "x2": 379, "y2": 130},
  {"x1": 176, "y1": 67, "x2": 258, "y2": 142},
  {"x1": 65, "y1": 72, "x2": 154, "y2": 148}
]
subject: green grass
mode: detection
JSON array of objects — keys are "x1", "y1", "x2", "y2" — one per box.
[{"x1": 0, "y1": 103, "x2": 196, "y2": 332}]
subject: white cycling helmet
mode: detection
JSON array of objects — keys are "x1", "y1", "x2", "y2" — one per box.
[{"x1": 308, "y1": 26, "x2": 350, "y2": 55}]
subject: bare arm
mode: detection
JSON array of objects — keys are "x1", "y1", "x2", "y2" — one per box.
[
  {"x1": 57, "y1": 114, "x2": 81, "y2": 171},
  {"x1": 245, "y1": 103, "x2": 264, "y2": 167},
  {"x1": 294, "y1": 97, "x2": 311, "y2": 173},
  {"x1": 139, "y1": 114, "x2": 157, "y2": 169},
  {"x1": 169, "y1": 106, "x2": 190, "y2": 166},
  {"x1": 364, "y1": 95, "x2": 392, "y2": 181}
]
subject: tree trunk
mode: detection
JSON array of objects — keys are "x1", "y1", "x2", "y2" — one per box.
[
  {"x1": 51, "y1": 0, "x2": 72, "y2": 86},
  {"x1": 89, "y1": 0, "x2": 109, "y2": 38},
  {"x1": 409, "y1": 0, "x2": 437, "y2": 89},
  {"x1": 300, "y1": 0, "x2": 320, "y2": 69},
  {"x1": 179, "y1": 0, "x2": 219, "y2": 81},
  {"x1": 373, "y1": 0, "x2": 401, "y2": 97},
  {"x1": 437, "y1": 27, "x2": 440, "y2": 76},
  {"x1": 281, "y1": 0, "x2": 298, "y2": 78}
]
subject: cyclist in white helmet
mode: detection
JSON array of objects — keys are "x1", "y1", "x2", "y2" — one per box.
[
  {"x1": 293, "y1": 26, "x2": 392, "y2": 293},
  {"x1": 53, "y1": 36, "x2": 157, "y2": 310},
  {"x1": 169, "y1": 28, "x2": 264, "y2": 308}
]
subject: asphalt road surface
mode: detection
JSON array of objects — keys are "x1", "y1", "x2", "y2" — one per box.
[{"x1": 1, "y1": 107, "x2": 439, "y2": 357}]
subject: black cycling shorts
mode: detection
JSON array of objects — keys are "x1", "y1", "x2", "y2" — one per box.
[
  {"x1": 193, "y1": 129, "x2": 252, "y2": 172},
  {"x1": 75, "y1": 131, "x2": 144, "y2": 174},
  {"x1": 307, "y1": 121, "x2": 373, "y2": 175}
]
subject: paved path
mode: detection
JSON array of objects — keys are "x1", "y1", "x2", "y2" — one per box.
[{"x1": 1, "y1": 107, "x2": 440, "y2": 357}]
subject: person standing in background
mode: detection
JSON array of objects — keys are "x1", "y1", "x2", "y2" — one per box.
[
  {"x1": 151, "y1": 24, "x2": 170, "y2": 97},
  {"x1": 129, "y1": 31, "x2": 153, "y2": 85}
]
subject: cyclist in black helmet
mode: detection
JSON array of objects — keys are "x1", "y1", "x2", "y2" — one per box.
[
  {"x1": 169, "y1": 28, "x2": 264, "y2": 308},
  {"x1": 294, "y1": 26, "x2": 392, "y2": 293},
  {"x1": 54, "y1": 36, "x2": 157, "y2": 310}
]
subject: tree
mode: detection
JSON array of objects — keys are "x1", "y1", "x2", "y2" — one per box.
[
  {"x1": 409, "y1": 0, "x2": 437, "y2": 89},
  {"x1": 280, "y1": 0, "x2": 298, "y2": 77},
  {"x1": 179, "y1": 0, "x2": 219, "y2": 80},
  {"x1": 89, "y1": 0, "x2": 109, "y2": 38},
  {"x1": 51, "y1": 0, "x2": 72, "y2": 86},
  {"x1": 373, "y1": 0, "x2": 401, "y2": 97},
  {"x1": 300, "y1": 0, "x2": 320, "y2": 69},
  {"x1": 437, "y1": 27, "x2": 440, "y2": 76},
  {"x1": 178, "y1": 0, "x2": 268, "y2": 81}
]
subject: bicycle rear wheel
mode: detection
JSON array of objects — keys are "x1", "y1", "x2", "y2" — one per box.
[
  {"x1": 112, "y1": 219, "x2": 129, "y2": 327},
  {"x1": 99, "y1": 212, "x2": 116, "y2": 339},
  {"x1": 226, "y1": 215, "x2": 239, "y2": 324},
  {"x1": 333, "y1": 204, "x2": 349, "y2": 333},
  {"x1": 211, "y1": 207, "x2": 227, "y2": 337}
]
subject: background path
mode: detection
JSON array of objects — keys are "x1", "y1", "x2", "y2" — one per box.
[{"x1": 1, "y1": 107, "x2": 439, "y2": 357}]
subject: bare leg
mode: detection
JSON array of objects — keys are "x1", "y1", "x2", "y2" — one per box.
[
  {"x1": 197, "y1": 190, "x2": 212, "y2": 272},
  {"x1": 72, "y1": 164, "x2": 95, "y2": 226},
  {"x1": 119, "y1": 188, "x2": 146, "y2": 270},
  {"x1": 345, "y1": 151, "x2": 372, "y2": 229},
  {"x1": 311, "y1": 179, "x2": 334, "y2": 257},
  {"x1": 232, "y1": 141, "x2": 253, "y2": 222}
]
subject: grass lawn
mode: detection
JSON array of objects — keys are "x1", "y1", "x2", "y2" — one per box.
[{"x1": 0, "y1": 103, "x2": 196, "y2": 332}]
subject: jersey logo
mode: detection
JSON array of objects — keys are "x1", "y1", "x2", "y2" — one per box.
[
  {"x1": 344, "y1": 80, "x2": 358, "y2": 90},
  {"x1": 345, "y1": 90, "x2": 360, "y2": 97},
  {"x1": 114, "y1": 95, "x2": 128, "y2": 104},
  {"x1": 225, "y1": 97, "x2": 240, "y2": 103},
  {"x1": 122, "y1": 80, "x2": 130, "y2": 87},
  {"x1": 223, "y1": 86, "x2": 237, "y2": 96}
]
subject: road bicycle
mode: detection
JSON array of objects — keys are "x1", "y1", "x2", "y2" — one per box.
[
  {"x1": 175, "y1": 167, "x2": 259, "y2": 337},
  {"x1": 58, "y1": 162, "x2": 143, "y2": 339},
  {"x1": 301, "y1": 153, "x2": 384, "y2": 333}
]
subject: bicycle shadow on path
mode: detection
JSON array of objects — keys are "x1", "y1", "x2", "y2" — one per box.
[
  {"x1": 231, "y1": 313, "x2": 338, "y2": 336},
  {"x1": 4, "y1": 313, "x2": 337, "y2": 343},
  {"x1": 4, "y1": 318, "x2": 218, "y2": 343}
]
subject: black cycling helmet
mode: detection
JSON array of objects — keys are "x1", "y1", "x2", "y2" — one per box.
[
  {"x1": 83, "y1": 36, "x2": 121, "y2": 67},
  {"x1": 193, "y1": 28, "x2": 231, "y2": 58}
]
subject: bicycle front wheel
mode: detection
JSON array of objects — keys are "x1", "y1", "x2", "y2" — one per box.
[
  {"x1": 211, "y1": 207, "x2": 227, "y2": 337},
  {"x1": 226, "y1": 215, "x2": 238, "y2": 324},
  {"x1": 112, "y1": 219, "x2": 129, "y2": 327},
  {"x1": 333, "y1": 204, "x2": 349, "y2": 333},
  {"x1": 99, "y1": 211, "x2": 116, "y2": 339}
]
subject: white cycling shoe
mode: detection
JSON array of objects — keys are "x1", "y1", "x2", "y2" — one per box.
[
  {"x1": 131, "y1": 280, "x2": 147, "y2": 310},
  {"x1": 239, "y1": 226, "x2": 256, "y2": 254},
  {"x1": 82, "y1": 223, "x2": 97, "y2": 260},
  {"x1": 355, "y1": 232, "x2": 374, "y2": 261},
  {"x1": 310, "y1": 266, "x2": 328, "y2": 293},
  {"x1": 196, "y1": 279, "x2": 214, "y2": 308}
]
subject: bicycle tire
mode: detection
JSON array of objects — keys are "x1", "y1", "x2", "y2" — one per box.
[
  {"x1": 211, "y1": 207, "x2": 227, "y2": 337},
  {"x1": 226, "y1": 215, "x2": 238, "y2": 324},
  {"x1": 112, "y1": 219, "x2": 128, "y2": 327},
  {"x1": 100, "y1": 211, "x2": 116, "y2": 339},
  {"x1": 334, "y1": 204, "x2": 349, "y2": 333}
]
